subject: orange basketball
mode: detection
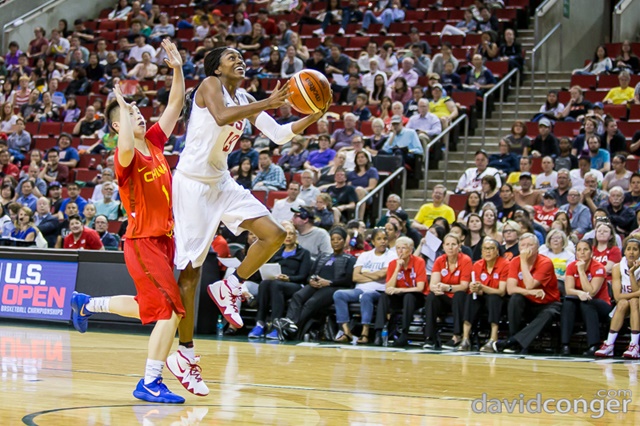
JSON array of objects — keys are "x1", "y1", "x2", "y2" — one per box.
[{"x1": 288, "y1": 70, "x2": 332, "y2": 115}]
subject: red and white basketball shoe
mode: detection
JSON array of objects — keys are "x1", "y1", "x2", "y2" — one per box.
[
  {"x1": 166, "y1": 350, "x2": 209, "y2": 396},
  {"x1": 207, "y1": 279, "x2": 243, "y2": 328}
]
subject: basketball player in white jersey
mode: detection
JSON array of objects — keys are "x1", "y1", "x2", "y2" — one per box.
[
  {"x1": 166, "y1": 47, "x2": 329, "y2": 393},
  {"x1": 595, "y1": 237, "x2": 640, "y2": 358}
]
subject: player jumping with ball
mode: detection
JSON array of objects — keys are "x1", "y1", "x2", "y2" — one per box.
[{"x1": 166, "y1": 47, "x2": 329, "y2": 391}]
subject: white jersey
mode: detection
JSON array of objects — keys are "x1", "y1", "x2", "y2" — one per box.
[
  {"x1": 620, "y1": 257, "x2": 640, "y2": 294},
  {"x1": 177, "y1": 84, "x2": 249, "y2": 182}
]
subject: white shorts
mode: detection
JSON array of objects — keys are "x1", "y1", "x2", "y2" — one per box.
[{"x1": 173, "y1": 171, "x2": 269, "y2": 270}]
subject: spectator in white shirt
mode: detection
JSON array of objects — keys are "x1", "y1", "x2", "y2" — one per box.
[
  {"x1": 456, "y1": 150, "x2": 502, "y2": 194},
  {"x1": 128, "y1": 34, "x2": 155, "y2": 64},
  {"x1": 298, "y1": 170, "x2": 320, "y2": 206},
  {"x1": 271, "y1": 181, "x2": 306, "y2": 223},
  {"x1": 387, "y1": 57, "x2": 419, "y2": 88},
  {"x1": 535, "y1": 156, "x2": 558, "y2": 190}
]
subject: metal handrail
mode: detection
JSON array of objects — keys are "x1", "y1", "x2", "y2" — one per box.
[
  {"x1": 534, "y1": 0, "x2": 559, "y2": 42},
  {"x1": 530, "y1": 22, "x2": 562, "y2": 102},
  {"x1": 480, "y1": 68, "x2": 520, "y2": 148},
  {"x1": 355, "y1": 166, "x2": 406, "y2": 221},
  {"x1": 422, "y1": 113, "x2": 468, "y2": 202}
]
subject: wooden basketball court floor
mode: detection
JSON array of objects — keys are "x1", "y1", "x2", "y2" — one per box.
[{"x1": 2, "y1": 323, "x2": 640, "y2": 425}]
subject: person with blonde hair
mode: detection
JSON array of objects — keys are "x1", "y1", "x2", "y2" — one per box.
[{"x1": 539, "y1": 229, "x2": 575, "y2": 291}]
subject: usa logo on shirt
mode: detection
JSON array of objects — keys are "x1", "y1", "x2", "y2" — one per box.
[
  {"x1": 493, "y1": 273, "x2": 499, "y2": 279},
  {"x1": 596, "y1": 269, "x2": 604, "y2": 275},
  {"x1": 454, "y1": 271, "x2": 460, "y2": 277},
  {"x1": 518, "y1": 272, "x2": 523, "y2": 280},
  {"x1": 442, "y1": 269, "x2": 449, "y2": 277},
  {"x1": 480, "y1": 273, "x2": 488, "y2": 281}
]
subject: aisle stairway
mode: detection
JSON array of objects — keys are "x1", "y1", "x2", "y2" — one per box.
[{"x1": 400, "y1": 26, "x2": 574, "y2": 218}]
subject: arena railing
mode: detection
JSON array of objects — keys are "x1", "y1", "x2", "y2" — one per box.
[
  {"x1": 422, "y1": 113, "x2": 468, "y2": 203},
  {"x1": 480, "y1": 67, "x2": 520, "y2": 148},
  {"x1": 530, "y1": 22, "x2": 562, "y2": 102},
  {"x1": 355, "y1": 165, "x2": 406, "y2": 221}
]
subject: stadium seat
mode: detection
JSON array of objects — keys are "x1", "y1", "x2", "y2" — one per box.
[
  {"x1": 530, "y1": 157, "x2": 543, "y2": 174},
  {"x1": 603, "y1": 104, "x2": 628, "y2": 120},
  {"x1": 74, "y1": 168, "x2": 100, "y2": 182},
  {"x1": 25, "y1": 122, "x2": 39, "y2": 136},
  {"x1": 553, "y1": 121, "x2": 581, "y2": 137},
  {"x1": 626, "y1": 158, "x2": 639, "y2": 172},
  {"x1": 629, "y1": 105, "x2": 640, "y2": 121},
  {"x1": 39, "y1": 122, "x2": 62, "y2": 136},
  {"x1": 485, "y1": 61, "x2": 509, "y2": 79},
  {"x1": 597, "y1": 74, "x2": 619, "y2": 89},
  {"x1": 266, "y1": 191, "x2": 288, "y2": 210},
  {"x1": 77, "y1": 154, "x2": 102, "y2": 169},
  {"x1": 570, "y1": 74, "x2": 597, "y2": 90},
  {"x1": 107, "y1": 220, "x2": 121, "y2": 234},
  {"x1": 251, "y1": 190, "x2": 267, "y2": 206},
  {"x1": 447, "y1": 193, "x2": 468, "y2": 215}
]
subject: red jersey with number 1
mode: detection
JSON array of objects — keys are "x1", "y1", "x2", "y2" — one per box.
[{"x1": 115, "y1": 123, "x2": 173, "y2": 239}]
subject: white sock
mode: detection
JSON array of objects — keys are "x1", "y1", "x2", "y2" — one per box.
[
  {"x1": 605, "y1": 332, "x2": 618, "y2": 345},
  {"x1": 86, "y1": 297, "x2": 111, "y2": 313},
  {"x1": 144, "y1": 359, "x2": 164, "y2": 385},
  {"x1": 179, "y1": 345, "x2": 195, "y2": 361},
  {"x1": 227, "y1": 274, "x2": 240, "y2": 289},
  {"x1": 632, "y1": 332, "x2": 640, "y2": 346}
]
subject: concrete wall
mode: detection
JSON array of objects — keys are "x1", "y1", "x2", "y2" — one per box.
[
  {"x1": 2, "y1": 0, "x2": 106, "y2": 52},
  {"x1": 613, "y1": 0, "x2": 640, "y2": 42},
  {"x1": 534, "y1": 0, "x2": 612, "y2": 72}
]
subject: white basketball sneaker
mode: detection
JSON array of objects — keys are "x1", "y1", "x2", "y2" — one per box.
[
  {"x1": 208, "y1": 279, "x2": 244, "y2": 328},
  {"x1": 595, "y1": 342, "x2": 614, "y2": 358},
  {"x1": 166, "y1": 350, "x2": 209, "y2": 396},
  {"x1": 623, "y1": 344, "x2": 640, "y2": 359}
]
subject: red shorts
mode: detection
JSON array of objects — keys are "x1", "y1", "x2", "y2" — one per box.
[{"x1": 124, "y1": 235, "x2": 185, "y2": 325}]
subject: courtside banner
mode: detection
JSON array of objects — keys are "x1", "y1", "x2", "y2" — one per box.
[{"x1": 0, "y1": 259, "x2": 77, "y2": 320}]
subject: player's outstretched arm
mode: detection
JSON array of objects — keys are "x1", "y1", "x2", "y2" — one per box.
[
  {"x1": 157, "y1": 39, "x2": 185, "y2": 137},
  {"x1": 250, "y1": 93, "x2": 330, "y2": 146},
  {"x1": 199, "y1": 79, "x2": 290, "y2": 127},
  {"x1": 114, "y1": 85, "x2": 136, "y2": 168}
]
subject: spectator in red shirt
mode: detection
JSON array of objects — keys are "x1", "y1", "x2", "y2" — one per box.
[
  {"x1": 458, "y1": 238, "x2": 509, "y2": 353},
  {"x1": 592, "y1": 222, "x2": 622, "y2": 282},
  {"x1": 533, "y1": 192, "x2": 558, "y2": 232},
  {"x1": 0, "y1": 149, "x2": 19, "y2": 179},
  {"x1": 256, "y1": 9, "x2": 277, "y2": 36},
  {"x1": 63, "y1": 214, "x2": 104, "y2": 250},
  {"x1": 560, "y1": 240, "x2": 611, "y2": 356},
  {"x1": 27, "y1": 27, "x2": 48, "y2": 59},
  {"x1": 423, "y1": 234, "x2": 472, "y2": 349},
  {"x1": 373, "y1": 236, "x2": 426, "y2": 347},
  {"x1": 498, "y1": 233, "x2": 561, "y2": 354}
]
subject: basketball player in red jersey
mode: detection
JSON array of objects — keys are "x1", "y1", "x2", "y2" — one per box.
[{"x1": 70, "y1": 39, "x2": 193, "y2": 404}]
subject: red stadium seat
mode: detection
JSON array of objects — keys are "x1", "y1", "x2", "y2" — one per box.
[
  {"x1": 617, "y1": 121, "x2": 637, "y2": 137},
  {"x1": 570, "y1": 74, "x2": 597, "y2": 90},
  {"x1": 485, "y1": 61, "x2": 509, "y2": 79},
  {"x1": 39, "y1": 122, "x2": 62, "y2": 136},
  {"x1": 630, "y1": 105, "x2": 640, "y2": 121},
  {"x1": 448, "y1": 193, "x2": 468, "y2": 215},
  {"x1": 33, "y1": 138, "x2": 58, "y2": 151},
  {"x1": 266, "y1": 191, "x2": 288, "y2": 210},
  {"x1": 25, "y1": 122, "x2": 39, "y2": 136},
  {"x1": 74, "y1": 168, "x2": 100, "y2": 182},
  {"x1": 584, "y1": 90, "x2": 603, "y2": 104},
  {"x1": 603, "y1": 104, "x2": 628, "y2": 120},
  {"x1": 107, "y1": 219, "x2": 121, "y2": 234},
  {"x1": 530, "y1": 157, "x2": 543, "y2": 174},
  {"x1": 626, "y1": 158, "x2": 639, "y2": 172},
  {"x1": 62, "y1": 122, "x2": 76, "y2": 135},
  {"x1": 553, "y1": 121, "x2": 581, "y2": 137},
  {"x1": 251, "y1": 190, "x2": 267, "y2": 206},
  {"x1": 77, "y1": 154, "x2": 102, "y2": 169},
  {"x1": 80, "y1": 187, "x2": 93, "y2": 200},
  {"x1": 597, "y1": 74, "x2": 619, "y2": 89}
]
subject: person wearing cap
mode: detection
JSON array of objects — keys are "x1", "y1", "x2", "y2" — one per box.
[
  {"x1": 535, "y1": 156, "x2": 558, "y2": 190},
  {"x1": 456, "y1": 150, "x2": 502, "y2": 194},
  {"x1": 380, "y1": 115, "x2": 423, "y2": 175},
  {"x1": 429, "y1": 83, "x2": 458, "y2": 129},
  {"x1": 533, "y1": 192, "x2": 559, "y2": 231},
  {"x1": 558, "y1": 188, "x2": 592, "y2": 237},
  {"x1": 271, "y1": 181, "x2": 306, "y2": 224},
  {"x1": 291, "y1": 206, "x2": 332, "y2": 260},
  {"x1": 412, "y1": 185, "x2": 456, "y2": 231},
  {"x1": 273, "y1": 227, "x2": 356, "y2": 340},
  {"x1": 514, "y1": 172, "x2": 542, "y2": 207},
  {"x1": 530, "y1": 117, "x2": 559, "y2": 158}
]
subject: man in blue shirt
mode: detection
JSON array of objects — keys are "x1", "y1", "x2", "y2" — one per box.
[
  {"x1": 228, "y1": 136, "x2": 259, "y2": 174},
  {"x1": 252, "y1": 151, "x2": 286, "y2": 193},
  {"x1": 60, "y1": 182, "x2": 88, "y2": 218},
  {"x1": 588, "y1": 135, "x2": 611, "y2": 174},
  {"x1": 16, "y1": 180, "x2": 38, "y2": 211},
  {"x1": 381, "y1": 115, "x2": 424, "y2": 181}
]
